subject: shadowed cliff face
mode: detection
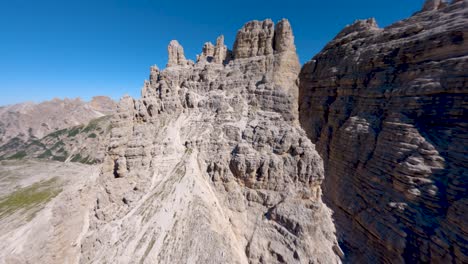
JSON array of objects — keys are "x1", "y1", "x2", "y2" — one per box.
[
  {"x1": 299, "y1": 0, "x2": 467, "y2": 263},
  {"x1": 80, "y1": 19, "x2": 341, "y2": 264}
]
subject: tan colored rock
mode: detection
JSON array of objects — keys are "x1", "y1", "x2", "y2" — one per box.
[
  {"x1": 197, "y1": 35, "x2": 229, "y2": 64},
  {"x1": 299, "y1": 0, "x2": 468, "y2": 263},
  {"x1": 0, "y1": 115, "x2": 113, "y2": 164}
]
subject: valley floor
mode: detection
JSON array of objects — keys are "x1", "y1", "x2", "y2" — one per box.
[{"x1": 0, "y1": 160, "x2": 99, "y2": 264}]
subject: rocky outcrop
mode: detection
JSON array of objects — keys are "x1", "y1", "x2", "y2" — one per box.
[
  {"x1": 233, "y1": 19, "x2": 275, "y2": 58},
  {"x1": 0, "y1": 160, "x2": 99, "y2": 264},
  {"x1": 421, "y1": 0, "x2": 451, "y2": 11},
  {"x1": 167, "y1": 40, "x2": 192, "y2": 67},
  {"x1": 233, "y1": 18, "x2": 300, "y2": 116},
  {"x1": 197, "y1": 42, "x2": 215, "y2": 62},
  {"x1": 0, "y1": 96, "x2": 117, "y2": 147},
  {"x1": 196, "y1": 35, "x2": 230, "y2": 64},
  {"x1": 0, "y1": 116, "x2": 113, "y2": 164},
  {"x1": 80, "y1": 19, "x2": 340, "y2": 264},
  {"x1": 299, "y1": 1, "x2": 467, "y2": 263},
  {"x1": 213, "y1": 35, "x2": 229, "y2": 63}
]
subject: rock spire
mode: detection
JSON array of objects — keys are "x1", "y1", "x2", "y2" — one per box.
[{"x1": 167, "y1": 40, "x2": 188, "y2": 67}]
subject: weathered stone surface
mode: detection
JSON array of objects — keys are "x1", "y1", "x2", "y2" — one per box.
[
  {"x1": 274, "y1": 19, "x2": 295, "y2": 53},
  {"x1": 167, "y1": 40, "x2": 190, "y2": 67},
  {"x1": 197, "y1": 42, "x2": 215, "y2": 62},
  {"x1": 233, "y1": 19, "x2": 275, "y2": 58},
  {"x1": 422, "y1": 0, "x2": 444, "y2": 11},
  {"x1": 299, "y1": 1, "x2": 468, "y2": 263},
  {"x1": 0, "y1": 115, "x2": 113, "y2": 164},
  {"x1": 80, "y1": 19, "x2": 340, "y2": 264},
  {"x1": 0, "y1": 160, "x2": 99, "y2": 264},
  {"x1": 197, "y1": 35, "x2": 229, "y2": 64}
]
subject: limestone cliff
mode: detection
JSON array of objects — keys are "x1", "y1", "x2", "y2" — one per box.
[
  {"x1": 0, "y1": 96, "x2": 117, "y2": 147},
  {"x1": 80, "y1": 19, "x2": 340, "y2": 263},
  {"x1": 0, "y1": 116, "x2": 112, "y2": 164},
  {"x1": 299, "y1": 0, "x2": 467, "y2": 263}
]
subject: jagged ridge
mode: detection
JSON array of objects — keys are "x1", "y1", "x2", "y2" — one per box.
[{"x1": 79, "y1": 19, "x2": 341, "y2": 264}]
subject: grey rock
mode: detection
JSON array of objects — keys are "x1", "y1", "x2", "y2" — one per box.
[
  {"x1": 167, "y1": 40, "x2": 190, "y2": 67},
  {"x1": 80, "y1": 18, "x2": 341, "y2": 264},
  {"x1": 299, "y1": 1, "x2": 468, "y2": 263},
  {"x1": 0, "y1": 96, "x2": 117, "y2": 154},
  {"x1": 233, "y1": 19, "x2": 275, "y2": 58}
]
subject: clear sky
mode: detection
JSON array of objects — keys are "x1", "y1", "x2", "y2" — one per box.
[{"x1": 0, "y1": 0, "x2": 425, "y2": 106}]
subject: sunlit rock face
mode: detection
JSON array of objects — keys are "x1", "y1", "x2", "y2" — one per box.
[
  {"x1": 299, "y1": 1, "x2": 468, "y2": 263},
  {"x1": 80, "y1": 19, "x2": 341, "y2": 264}
]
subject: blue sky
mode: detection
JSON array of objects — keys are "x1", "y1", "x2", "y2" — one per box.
[{"x1": 0, "y1": 0, "x2": 425, "y2": 106}]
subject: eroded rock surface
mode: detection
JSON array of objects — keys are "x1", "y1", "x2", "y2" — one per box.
[
  {"x1": 299, "y1": 1, "x2": 468, "y2": 263},
  {"x1": 80, "y1": 19, "x2": 340, "y2": 264},
  {"x1": 0, "y1": 160, "x2": 99, "y2": 264},
  {"x1": 0, "y1": 116, "x2": 113, "y2": 164}
]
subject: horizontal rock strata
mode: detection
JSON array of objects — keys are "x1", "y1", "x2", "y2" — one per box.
[{"x1": 299, "y1": 1, "x2": 468, "y2": 263}]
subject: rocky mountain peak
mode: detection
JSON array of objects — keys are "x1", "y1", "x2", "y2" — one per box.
[
  {"x1": 273, "y1": 19, "x2": 295, "y2": 53},
  {"x1": 1, "y1": 1, "x2": 466, "y2": 263},
  {"x1": 167, "y1": 40, "x2": 192, "y2": 67},
  {"x1": 335, "y1": 18, "x2": 380, "y2": 39},
  {"x1": 197, "y1": 42, "x2": 215, "y2": 62},
  {"x1": 233, "y1": 19, "x2": 275, "y2": 58},
  {"x1": 232, "y1": 19, "x2": 297, "y2": 59},
  {"x1": 422, "y1": 0, "x2": 446, "y2": 11},
  {"x1": 80, "y1": 18, "x2": 341, "y2": 263},
  {"x1": 421, "y1": 0, "x2": 464, "y2": 12},
  {"x1": 300, "y1": 0, "x2": 467, "y2": 262},
  {"x1": 213, "y1": 35, "x2": 228, "y2": 63}
]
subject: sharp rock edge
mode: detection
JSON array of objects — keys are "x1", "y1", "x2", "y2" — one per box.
[{"x1": 299, "y1": 0, "x2": 468, "y2": 263}]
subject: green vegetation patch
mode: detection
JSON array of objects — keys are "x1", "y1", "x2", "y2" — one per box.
[
  {"x1": 67, "y1": 126, "x2": 83, "y2": 137},
  {"x1": 38, "y1": 149, "x2": 53, "y2": 159},
  {"x1": 87, "y1": 133, "x2": 97, "y2": 138},
  {"x1": 8, "y1": 151, "x2": 27, "y2": 160},
  {"x1": 0, "y1": 178, "x2": 61, "y2": 220},
  {"x1": 83, "y1": 116, "x2": 110, "y2": 133}
]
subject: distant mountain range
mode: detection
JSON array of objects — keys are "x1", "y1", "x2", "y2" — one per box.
[{"x1": 0, "y1": 96, "x2": 117, "y2": 163}]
